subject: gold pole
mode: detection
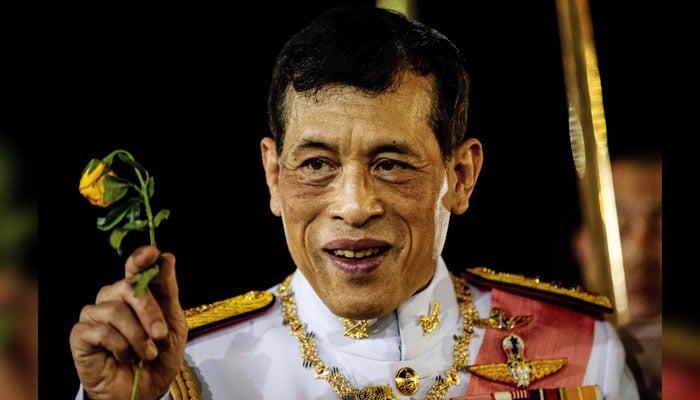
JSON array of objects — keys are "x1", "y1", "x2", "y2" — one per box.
[
  {"x1": 376, "y1": 0, "x2": 417, "y2": 19},
  {"x1": 555, "y1": 0, "x2": 629, "y2": 326}
]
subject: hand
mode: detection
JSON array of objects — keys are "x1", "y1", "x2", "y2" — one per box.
[{"x1": 70, "y1": 246, "x2": 188, "y2": 400}]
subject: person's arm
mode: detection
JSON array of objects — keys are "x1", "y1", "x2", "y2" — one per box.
[{"x1": 69, "y1": 245, "x2": 188, "y2": 400}]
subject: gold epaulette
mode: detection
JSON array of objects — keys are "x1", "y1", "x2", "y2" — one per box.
[
  {"x1": 171, "y1": 290, "x2": 276, "y2": 400},
  {"x1": 463, "y1": 267, "x2": 612, "y2": 317},
  {"x1": 184, "y1": 290, "x2": 275, "y2": 337}
]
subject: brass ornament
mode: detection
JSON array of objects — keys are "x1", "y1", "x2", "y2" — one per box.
[
  {"x1": 394, "y1": 367, "x2": 420, "y2": 395},
  {"x1": 474, "y1": 308, "x2": 532, "y2": 331},
  {"x1": 419, "y1": 300, "x2": 441, "y2": 335},
  {"x1": 278, "y1": 273, "x2": 479, "y2": 400},
  {"x1": 339, "y1": 317, "x2": 373, "y2": 339},
  {"x1": 468, "y1": 334, "x2": 567, "y2": 388}
]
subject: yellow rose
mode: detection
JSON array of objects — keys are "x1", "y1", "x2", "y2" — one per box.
[{"x1": 79, "y1": 159, "x2": 116, "y2": 208}]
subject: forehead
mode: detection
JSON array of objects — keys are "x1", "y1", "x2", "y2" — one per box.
[{"x1": 282, "y1": 72, "x2": 436, "y2": 150}]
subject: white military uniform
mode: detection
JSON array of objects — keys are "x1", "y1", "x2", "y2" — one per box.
[{"x1": 76, "y1": 258, "x2": 640, "y2": 399}]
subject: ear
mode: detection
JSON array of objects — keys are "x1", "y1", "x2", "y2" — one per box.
[
  {"x1": 260, "y1": 137, "x2": 282, "y2": 216},
  {"x1": 450, "y1": 138, "x2": 483, "y2": 215}
]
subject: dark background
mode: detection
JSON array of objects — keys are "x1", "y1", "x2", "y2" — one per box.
[{"x1": 34, "y1": 1, "x2": 660, "y2": 397}]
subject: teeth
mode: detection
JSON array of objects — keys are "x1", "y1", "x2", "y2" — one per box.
[{"x1": 333, "y1": 248, "x2": 380, "y2": 258}]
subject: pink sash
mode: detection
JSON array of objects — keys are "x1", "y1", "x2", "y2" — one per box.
[{"x1": 463, "y1": 288, "x2": 596, "y2": 396}]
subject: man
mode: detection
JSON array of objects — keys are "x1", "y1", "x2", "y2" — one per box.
[
  {"x1": 70, "y1": 6, "x2": 639, "y2": 399},
  {"x1": 572, "y1": 147, "x2": 661, "y2": 399}
]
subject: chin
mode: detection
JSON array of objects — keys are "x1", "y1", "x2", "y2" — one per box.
[{"x1": 330, "y1": 297, "x2": 393, "y2": 320}]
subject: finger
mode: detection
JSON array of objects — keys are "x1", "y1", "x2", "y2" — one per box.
[
  {"x1": 148, "y1": 252, "x2": 189, "y2": 346},
  {"x1": 124, "y1": 245, "x2": 161, "y2": 278},
  {"x1": 149, "y1": 252, "x2": 180, "y2": 310},
  {"x1": 72, "y1": 303, "x2": 159, "y2": 364},
  {"x1": 95, "y1": 279, "x2": 169, "y2": 342}
]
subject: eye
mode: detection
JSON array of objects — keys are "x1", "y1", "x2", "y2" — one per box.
[
  {"x1": 304, "y1": 158, "x2": 326, "y2": 171},
  {"x1": 299, "y1": 158, "x2": 335, "y2": 177},
  {"x1": 375, "y1": 159, "x2": 408, "y2": 172}
]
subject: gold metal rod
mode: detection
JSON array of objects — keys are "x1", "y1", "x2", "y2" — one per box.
[
  {"x1": 376, "y1": 0, "x2": 417, "y2": 19},
  {"x1": 555, "y1": 0, "x2": 629, "y2": 326}
]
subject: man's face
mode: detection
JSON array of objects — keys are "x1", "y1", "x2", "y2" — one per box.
[
  {"x1": 574, "y1": 157, "x2": 662, "y2": 322},
  {"x1": 261, "y1": 72, "x2": 472, "y2": 320},
  {"x1": 613, "y1": 159, "x2": 662, "y2": 320}
]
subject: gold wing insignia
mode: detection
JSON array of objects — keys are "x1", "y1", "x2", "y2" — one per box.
[
  {"x1": 468, "y1": 358, "x2": 568, "y2": 387},
  {"x1": 469, "y1": 334, "x2": 567, "y2": 388},
  {"x1": 468, "y1": 363, "x2": 516, "y2": 385},
  {"x1": 474, "y1": 308, "x2": 532, "y2": 330}
]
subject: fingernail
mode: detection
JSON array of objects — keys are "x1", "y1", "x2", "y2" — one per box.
[
  {"x1": 151, "y1": 320, "x2": 167, "y2": 338},
  {"x1": 146, "y1": 340, "x2": 159, "y2": 359}
]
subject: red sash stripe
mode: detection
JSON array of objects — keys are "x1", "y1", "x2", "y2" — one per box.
[{"x1": 464, "y1": 288, "x2": 596, "y2": 395}]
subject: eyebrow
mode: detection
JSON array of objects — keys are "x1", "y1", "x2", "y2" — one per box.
[
  {"x1": 369, "y1": 143, "x2": 415, "y2": 161},
  {"x1": 292, "y1": 139, "x2": 334, "y2": 154},
  {"x1": 292, "y1": 139, "x2": 412, "y2": 157}
]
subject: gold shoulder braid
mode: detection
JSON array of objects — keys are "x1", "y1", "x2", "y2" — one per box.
[
  {"x1": 279, "y1": 273, "x2": 480, "y2": 400},
  {"x1": 463, "y1": 267, "x2": 612, "y2": 317},
  {"x1": 170, "y1": 290, "x2": 275, "y2": 399},
  {"x1": 184, "y1": 290, "x2": 275, "y2": 337}
]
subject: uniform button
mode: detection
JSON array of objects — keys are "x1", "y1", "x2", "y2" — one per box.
[{"x1": 394, "y1": 367, "x2": 419, "y2": 395}]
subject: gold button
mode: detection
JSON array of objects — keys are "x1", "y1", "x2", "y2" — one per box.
[{"x1": 394, "y1": 367, "x2": 419, "y2": 396}]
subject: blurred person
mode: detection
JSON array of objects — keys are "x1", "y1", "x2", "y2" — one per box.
[
  {"x1": 69, "y1": 6, "x2": 639, "y2": 399},
  {"x1": 572, "y1": 147, "x2": 661, "y2": 399},
  {"x1": 0, "y1": 134, "x2": 38, "y2": 400}
]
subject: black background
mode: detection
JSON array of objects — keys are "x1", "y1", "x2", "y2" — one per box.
[{"x1": 34, "y1": 0, "x2": 660, "y2": 397}]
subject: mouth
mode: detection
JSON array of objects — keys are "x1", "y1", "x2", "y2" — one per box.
[
  {"x1": 330, "y1": 247, "x2": 383, "y2": 259},
  {"x1": 324, "y1": 245, "x2": 389, "y2": 274}
]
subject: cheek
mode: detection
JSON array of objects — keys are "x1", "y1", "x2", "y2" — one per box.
[
  {"x1": 386, "y1": 180, "x2": 443, "y2": 228},
  {"x1": 278, "y1": 173, "x2": 327, "y2": 223}
]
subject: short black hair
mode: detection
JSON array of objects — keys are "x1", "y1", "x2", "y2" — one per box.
[{"x1": 267, "y1": 6, "x2": 471, "y2": 160}]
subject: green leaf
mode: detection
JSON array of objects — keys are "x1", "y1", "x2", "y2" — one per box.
[
  {"x1": 131, "y1": 265, "x2": 160, "y2": 298},
  {"x1": 97, "y1": 200, "x2": 131, "y2": 231},
  {"x1": 147, "y1": 177, "x2": 155, "y2": 198},
  {"x1": 109, "y1": 228, "x2": 130, "y2": 255},
  {"x1": 102, "y1": 152, "x2": 118, "y2": 165},
  {"x1": 83, "y1": 158, "x2": 105, "y2": 174},
  {"x1": 127, "y1": 200, "x2": 143, "y2": 223},
  {"x1": 102, "y1": 175, "x2": 131, "y2": 204},
  {"x1": 121, "y1": 219, "x2": 149, "y2": 231},
  {"x1": 153, "y1": 209, "x2": 170, "y2": 228}
]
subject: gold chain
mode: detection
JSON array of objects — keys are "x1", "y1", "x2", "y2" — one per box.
[{"x1": 278, "y1": 273, "x2": 479, "y2": 400}]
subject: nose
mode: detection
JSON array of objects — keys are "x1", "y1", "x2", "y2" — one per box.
[
  {"x1": 620, "y1": 218, "x2": 662, "y2": 271},
  {"x1": 328, "y1": 166, "x2": 383, "y2": 226}
]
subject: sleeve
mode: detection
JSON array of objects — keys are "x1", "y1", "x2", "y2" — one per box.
[{"x1": 584, "y1": 320, "x2": 640, "y2": 400}]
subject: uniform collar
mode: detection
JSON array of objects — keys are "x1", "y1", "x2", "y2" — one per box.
[{"x1": 290, "y1": 257, "x2": 460, "y2": 361}]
